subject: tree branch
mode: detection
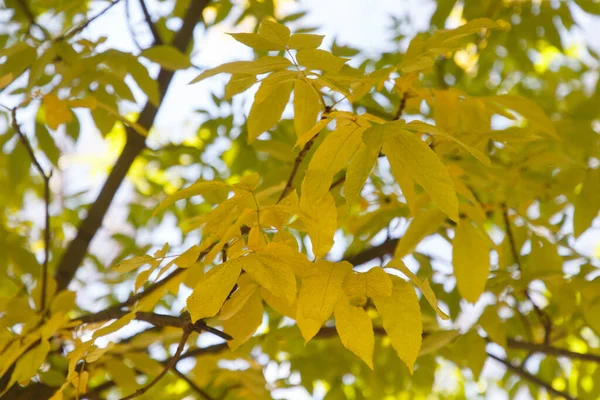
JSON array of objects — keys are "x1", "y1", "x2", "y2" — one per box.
[
  {"x1": 58, "y1": 0, "x2": 124, "y2": 41},
  {"x1": 277, "y1": 133, "x2": 321, "y2": 203},
  {"x1": 73, "y1": 310, "x2": 232, "y2": 341},
  {"x1": 342, "y1": 237, "x2": 398, "y2": 266},
  {"x1": 16, "y1": 0, "x2": 49, "y2": 39},
  {"x1": 507, "y1": 339, "x2": 600, "y2": 363},
  {"x1": 120, "y1": 326, "x2": 192, "y2": 400},
  {"x1": 10, "y1": 107, "x2": 52, "y2": 312},
  {"x1": 171, "y1": 367, "x2": 214, "y2": 400},
  {"x1": 53, "y1": 0, "x2": 210, "y2": 292},
  {"x1": 393, "y1": 91, "x2": 408, "y2": 121},
  {"x1": 487, "y1": 352, "x2": 574, "y2": 400},
  {"x1": 125, "y1": 0, "x2": 143, "y2": 50},
  {"x1": 138, "y1": 0, "x2": 163, "y2": 45}
]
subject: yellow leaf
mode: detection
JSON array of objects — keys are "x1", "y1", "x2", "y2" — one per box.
[
  {"x1": 256, "y1": 242, "x2": 316, "y2": 278},
  {"x1": 141, "y1": 45, "x2": 192, "y2": 71},
  {"x1": 258, "y1": 19, "x2": 290, "y2": 48},
  {"x1": 366, "y1": 122, "x2": 458, "y2": 221},
  {"x1": 300, "y1": 192, "x2": 337, "y2": 257},
  {"x1": 113, "y1": 254, "x2": 156, "y2": 274},
  {"x1": 334, "y1": 296, "x2": 374, "y2": 368},
  {"x1": 525, "y1": 237, "x2": 563, "y2": 276},
  {"x1": 153, "y1": 180, "x2": 231, "y2": 216},
  {"x1": 248, "y1": 80, "x2": 293, "y2": 143},
  {"x1": 0, "y1": 72, "x2": 13, "y2": 89},
  {"x1": 402, "y1": 120, "x2": 491, "y2": 166},
  {"x1": 488, "y1": 95, "x2": 557, "y2": 138},
  {"x1": 296, "y1": 261, "x2": 351, "y2": 342},
  {"x1": 288, "y1": 33, "x2": 324, "y2": 49},
  {"x1": 187, "y1": 260, "x2": 242, "y2": 321},
  {"x1": 223, "y1": 291, "x2": 264, "y2": 349},
  {"x1": 452, "y1": 220, "x2": 490, "y2": 303},
  {"x1": 344, "y1": 267, "x2": 393, "y2": 301},
  {"x1": 43, "y1": 94, "x2": 72, "y2": 130},
  {"x1": 385, "y1": 143, "x2": 418, "y2": 214},
  {"x1": 373, "y1": 278, "x2": 422, "y2": 373},
  {"x1": 50, "y1": 290, "x2": 76, "y2": 314},
  {"x1": 240, "y1": 245, "x2": 298, "y2": 305},
  {"x1": 68, "y1": 96, "x2": 97, "y2": 109},
  {"x1": 189, "y1": 56, "x2": 292, "y2": 84},
  {"x1": 386, "y1": 259, "x2": 450, "y2": 320},
  {"x1": 296, "y1": 49, "x2": 348, "y2": 72},
  {"x1": 228, "y1": 33, "x2": 283, "y2": 51},
  {"x1": 261, "y1": 287, "x2": 296, "y2": 318},
  {"x1": 344, "y1": 143, "x2": 380, "y2": 205},
  {"x1": 479, "y1": 306, "x2": 507, "y2": 348},
  {"x1": 294, "y1": 78, "x2": 322, "y2": 137},
  {"x1": 220, "y1": 274, "x2": 259, "y2": 320},
  {"x1": 225, "y1": 74, "x2": 257, "y2": 99},
  {"x1": 92, "y1": 313, "x2": 136, "y2": 339},
  {"x1": 394, "y1": 209, "x2": 446, "y2": 259},
  {"x1": 294, "y1": 116, "x2": 331, "y2": 148},
  {"x1": 574, "y1": 168, "x2": 600, "y2": 238},
  {"x1": 173, "y1": 245, "x2": 202, "y2": 269},
  {"x1": 10, "y1": 340, "x2": 50, "y2": 387},
  {"x1": 301, "y1": 124, "x2": 364, "y2": 205}
]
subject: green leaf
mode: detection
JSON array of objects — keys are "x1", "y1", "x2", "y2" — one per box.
[{"x1": 141, "y1": 45, "x2": 192, "y2": 71}]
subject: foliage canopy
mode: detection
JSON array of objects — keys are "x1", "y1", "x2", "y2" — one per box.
[{"x1": 1, "y1": 0, "x2": 600, "y2": 399}]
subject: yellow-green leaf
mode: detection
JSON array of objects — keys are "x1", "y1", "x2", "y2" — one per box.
[
  {"x1": 189, "y1": 56, "x2": 292, "y2": 84},
  {"x1": 300, "y1": 191, "x2": 337, "y2": 257},
  {"x1": 452, "y1": 220, "x2": 490, "y2": 302},
  {"x1": 301, "y1": 124, "x2": 364, "y2": 205},
  {"x1": 297, "y1": 260, "x2": 352, "y2": 341},
  {"x1": 92, "y1": 313, "x2": 136, "y2": 339},
  {"x1": 228, "y1": 33, "x2": 282, "y2": 51},
  {"x1": 113, "y1": 254, "x2": 156, "y2": 274},
  {"x1": 394, "y1": 209, "x2": 446, "y2": 259},
  {"x1": 294, "y1": 78, "x2": 322, "y2": 137},
  {"x1": 187, "y1": 260, "x2": 242, "y2": 321},
  {"x1": 344, "y1": 143, "x2": 380, "y2": 205},
  {"x1": 220, "y1": 274, "x2": 259, "y2": 320},
  {"x1": 367, "y1": 121, "x2": 458, "y2": 221},
  {"x1": 373, "y1": 278, "x2": 422, "y2": 373},
  {"x1": 223, "y1": 291, "x2": 264, "y2": 349},
  {"x1": 43, "y1": 94, "x2": 72, "y2": 130},
  {"x1": 479, "y1": 306, "x2": 507, "y2": 348},
  {"x1": 334, "y1": 296, "x2": 374, "y2": 368},
  {"x1": 386, "y1": 259, "x2": 450, "y2": 320},
  {"x1": 153, "y1": 180, "x2": 231, "y2": 216},
  {"x1": 296, "y1": 49, "x2": 348, "y2": 72},
  {"x1": 141, "y1": 45, "x2": 192, "y2": 71},
  {"x1": 294, "y1": 116, "x2": 331, "y2": 148},
  {"x1": 258, "y1": 19, "x2": 290, "y2": 48},
  {"x1": 574, "y1": 168, "x2": 600, "y2": 238},
  {"x1": 248, "y1": 80, "x2": 293, "y2": 143},
  {"x1": 289, "y1": 33, "x2": 325, "y2": 49},
  {"x1": 225, "y1": 73, "x2": 257, "y2": 99}
]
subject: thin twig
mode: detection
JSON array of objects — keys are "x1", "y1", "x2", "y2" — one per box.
[
  {"x1": 502, "y1": 203, "x2": 553, "y2": 343},
  {"x1": 17, "y1": 0, "x2": 49, "y2": 39},
  {"x1": 58, "y1": 0, "x2": 123, "y2": 41},
  {"x1": 507, "y1": 339, "x2": 600, "y2": 363},
  {"x1": 138, "y1": 0, "x2": 163, "y2": 45},
  {"x1": 125, "y1": 0, "x2": 143, "y2": 50},
  {"x1": 10, "y1": 108, "x2": 52, "y2": 313},
  {"x1": 120, "y1": 327, "x2": 192, "y2": 400},
  {"x1": 277, "y1": 133, "x2": 320, "y2": 203},
  {"x1": 393, "y1": 91, "x2": 408, "y2": 121},
  {"x1": 487, "y1": 352, "x2": 575, "y2": 400},
  {"x1": 171, "y1": 367, "x2": 214, "y2": 400}
]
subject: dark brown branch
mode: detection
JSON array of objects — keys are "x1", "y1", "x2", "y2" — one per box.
[
  {"x1": 393, "y1": 91, "x2": 408, "y2": 121},
  {"x1": 507, "y1": 339, "x2": 600, "y2": 363},
  {"x1": 120, "y1": 326, "x2": 192, "y2": 400},
  {"x1": 10, "y1": 107, "x2": 52, "y2": 312},
  {"x1": 139, "y1": 0, "x2": 163, "y2": 45},
  {"x1": 487, "y1": 352, "x2": 574, "y2": 400},
  {"x1": 73, "y1": 310, "x2": 232, "y2": 341},
  {"x1": 54, "y1": 0, "x2": 209, "y2": 292},
  {"x1": 277, "y1": 133, "x2": 320, "y2": 203},
  {"x1": 342, "y1": 237, "x2": 398, "y2": 266}
]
